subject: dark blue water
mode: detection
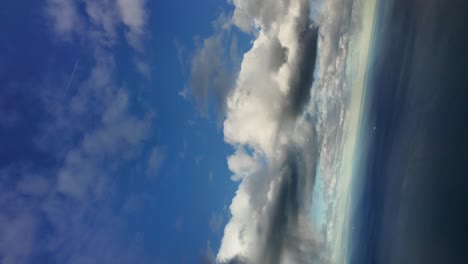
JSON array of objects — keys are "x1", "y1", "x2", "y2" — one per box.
[{"x1": 349, "y1": 0, "x2": 468, "y2": 263}]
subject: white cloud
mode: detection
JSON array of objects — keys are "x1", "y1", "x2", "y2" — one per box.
[
  {"x1": 213, "y1": 0, "x2": 360, "y2": 262},
  {"x1": 117, "y1": 0, "x2": 146, "y2": 32},
  {"x1": 0, "y1": 211, "x2": 36, "y2": 264},
  {"x1": 57, "y1": 106, "x2": 150, "y2": 201},
  {"x1": 227, "y1": 148, "x2": 262, "y2": 181},
  {"x1": 208, "y1": 171, "x2": 214, "y2": 184},
  {"x1": 117, "y1": 0, "x2": 147, "y2": 50},
  {"x1": 189, "y1": 28, "x2": 237, "y2": 117},
  {"x1": 45, "y1": 0, "x2": 150, "y2": 66},
  {"x1": 217, "y1": 181, "x2": 260, "y2": 261},
  {"x1": 209, "y1": 211, "x2": 224, "y2": 234},
  {"x1": 46, "y1": 0, "x2": 81, "y2": 38},
  {"x1": 134, "y1": 58, "x2": 152, "y2": 79}
]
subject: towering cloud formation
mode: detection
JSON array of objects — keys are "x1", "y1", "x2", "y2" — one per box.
[
  {"x1": 219, "y1": 0, "x2": 322, "y2": 262},
  {"x1": 209, "y1": 0, "x2": 360, "y2": 263}
]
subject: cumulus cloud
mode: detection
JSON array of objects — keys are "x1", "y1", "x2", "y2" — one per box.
[
  {"x1": 211, "y1": 0, "x2": 360, "y2": 262},
  {"x1": 227, "y1": 148, "x2": 262, "y2": 181}
]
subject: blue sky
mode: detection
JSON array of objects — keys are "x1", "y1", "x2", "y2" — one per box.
[
  {"x1": 1, "y1": 0, "x2": 369, "y2": 263},
  {"x1": 0, "y1": 0, "x2": 249, "y2": 263}
]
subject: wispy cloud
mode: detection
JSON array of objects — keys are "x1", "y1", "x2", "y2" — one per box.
[
  {"x1": 146, "y1": 146, "x2": 166, "y2": 180},
  {"x1": 45, "y1": 0, "x2": 81, "y2": 38},
  {"x1": 209, "y1": 211, "x2": 225, "y2": 234},
  {"x1": 0, "y1": 1, "x2": 154, "y2": 263},
  {"x1": 188, "y1": 14, "x2": 241, "y2": 119},
  {"x1": 117, "y1": 0, "x2": 148, "y2": 51},
  {"x1": 45, "y1": 0, "x2": 149, "y2": 75}
]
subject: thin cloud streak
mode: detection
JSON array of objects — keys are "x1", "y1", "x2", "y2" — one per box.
[{"x1": 65, "y1": 58, "x2": 79, "y2": 92}]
